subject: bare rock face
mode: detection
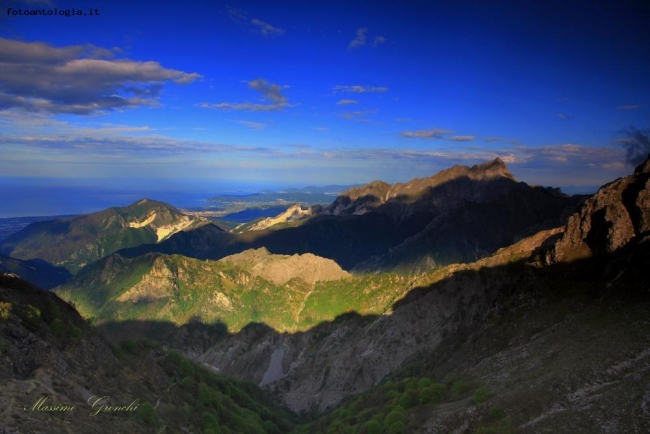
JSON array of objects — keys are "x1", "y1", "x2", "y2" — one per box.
[
  {"x1": 549, "y1": 156, "x2": 650, "y2": 262},
  {"x1": 218, "y1": 248, "x2": 350, "y2": 285},
  {"x1": 246, "y1": 204, "x2": 315, "y2": 231}
]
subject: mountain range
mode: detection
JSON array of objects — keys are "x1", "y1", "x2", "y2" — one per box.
[
  {"x1": 98, "y1": 159, "x2": 583, "y2": 274},
  {"x1": 1, "y1": 159, "x2": 583, "y2": 277},
  {"x1": 1, "y1": 157, "x2": 648, "y2": 433}
]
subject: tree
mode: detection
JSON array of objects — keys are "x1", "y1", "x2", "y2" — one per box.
[
  {"x1": 138, "y1": 402, "x2": 156, "y2": 425},
  {"x1": 619, "y1": 127, "x2": 650, "y2": 166}
]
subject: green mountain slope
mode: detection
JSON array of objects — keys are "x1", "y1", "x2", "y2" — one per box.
[
  {"x1": 0, "y1": 199, "x2": 207, "y2": 274},
  {"x1": 55, "y1": 248, "x2": 407, "y2": 333}
]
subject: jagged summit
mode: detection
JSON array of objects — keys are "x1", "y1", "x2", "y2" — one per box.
[
  {"x1": 439, "y1": 157, "x2": 515, "y2": 182},
  {"x1": 473, "y1": 157, "x2": 514, "y2": 179},
  {"x1": 542, "y1": 155, "x2": 650, "y2": 263},
  {"x1": 635, "y1": 153, "x2": 650, "y2": 174},
  {"x1": 328, "y1": 158, "x2": 519, "y2": 216}
]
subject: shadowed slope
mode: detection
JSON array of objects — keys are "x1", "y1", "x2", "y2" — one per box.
[
  {"x1": 0, "y1": 273, "x2": 299, "y2": 433},
  {"x1": 0, "y1": 253, "x2": 72, "y2": 289}
]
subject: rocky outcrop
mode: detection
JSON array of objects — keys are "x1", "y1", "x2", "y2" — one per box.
[
  {"x1": 246, "y1": 204, "x2": 316, "y2": 231},
  {"x1": 545, "y1": 156, "x2": 650, "y2": 263},
  {"x1": 218, "y1": 247, "x2": 350, "y2": 286}
]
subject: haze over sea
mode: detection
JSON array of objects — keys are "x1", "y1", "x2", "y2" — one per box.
[{"x1": 0, "y1": 177, "x2": 290, "y2": 218}]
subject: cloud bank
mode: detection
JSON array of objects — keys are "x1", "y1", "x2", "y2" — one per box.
[{"x1": 0, "y1": 38, "x2": 200, "y2": 115}]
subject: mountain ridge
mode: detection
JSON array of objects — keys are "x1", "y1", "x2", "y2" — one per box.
[
  {"x1": 0, "y1": 199, "x2": 208, "y2": 274},
  {"x1": 111, "y1": 159, "x2": 581, "y2": 274},
  {"x1": 188, "y1": 156, "x2": 650, "y2": 420},
  {"x1": 3, "y1": 157, "x2": 648, "y2": 432},
  {"x1": 327, "y1": 158, "x2": 517, "y2": 216}
]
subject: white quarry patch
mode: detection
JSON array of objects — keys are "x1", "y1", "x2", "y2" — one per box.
[
  {"x1": 154, "y1": 217, "x2": 197, "y2": 242},
  {"x1": 127, "y1": 211, "x2": 201, "y2": 242},
  {"x1": 128, "y1": 212, "x2": 157, "y2": 229},
  {"x1": 247, "y1": 204, "x2": 312, "y2": 231}
]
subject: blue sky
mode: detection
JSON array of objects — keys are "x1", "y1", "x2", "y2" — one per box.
[{"x1": 1, "y1": 0, "x2": 649, "y2": 213}]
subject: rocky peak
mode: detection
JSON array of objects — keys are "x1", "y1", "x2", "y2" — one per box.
[
  {"x1": 634, "y1": 154, "x2": 650, "y2": 174},
  {"x1": 546, "y1": 156, "x2": 650, "y2": 263},
  {"x1": 328, "y1": 158, "x2": 517, "y2": 216},
  {"x1": 328, "y1": 181, "x2": 391, "y2": 215},
  {"x1": 472, "y1": 157, "x2": 515, "y2": 180},
  {"x1": 433, "y1": 158, "x2": 515, "y2": 184}
]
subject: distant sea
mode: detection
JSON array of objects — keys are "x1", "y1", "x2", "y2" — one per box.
[{"x1": 0, "y1": 178, "x2": 268, "y2": 218}]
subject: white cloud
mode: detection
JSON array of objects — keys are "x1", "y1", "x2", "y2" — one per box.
[
  {"x1": 248, "y1": 78, "x2": 287, "y2": 104},
  {"x1": 400, "y1": 128, "x2": 453, "y2": 139},
  {"x1": 224, "y1": 7, "x2": 284, "y2": 38},
  {"x1": 339, "y1": 109, "x2": 377, "y2": 121},
  {"x1": 336, "y1": 99, "x2": 358, "y2": 105},
  {"x1": 251, "y1": 18, "x2": 285, "y2": 37},
  {"x1": 448, "y1": 135, "x2": 475, "y2": 142},
  {"x1": 235, "y1": 120, "x2": 265, "y2": 129},
  {"x1": 0, "y1": 38, "x2": 200, "y2": 115},
  {"x1": 224, "y1": 5, "x2": 247, "y2": 25},
  {"x1": 200, "y1": 78, "x2": 291, "y2": 111},
  {"x1": 373, "y1": 36, "x2": 387, "y2": 46},
  {"x1": 200, "y1": 102, "x2": 285, "y2": 112},
  {"x1": 348, "y1": 27, "x2": 368, "y2": 49},
  {"x1": 332, "y1": 85, "x2": 388, "y2": 93}
]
